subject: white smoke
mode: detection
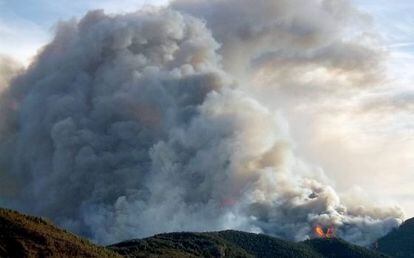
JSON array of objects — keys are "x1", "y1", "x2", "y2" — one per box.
[{"x1": 0, "y1": 1, "x2": 404, "y2": 246}]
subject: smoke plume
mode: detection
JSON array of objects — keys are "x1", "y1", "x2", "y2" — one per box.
[
  {"x1": 0, "y1": 1, "x2": 404, "y2": 245},
  {"x1": 0, "y1": 55, "x2": 22, "y2": 90}
]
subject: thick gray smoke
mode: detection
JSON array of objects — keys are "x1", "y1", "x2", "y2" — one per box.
[{"x1": 0, "y1": 1, "x2": 403, "y2": 246}]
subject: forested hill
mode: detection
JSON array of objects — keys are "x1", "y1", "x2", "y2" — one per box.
[
  {"x1": 0, "y1": 208, "x2": 120, "y2": 258},
  {"x1": 109, "y1": 230, "x2": 389, "y2": 258},
  {"x1": 376, "y1": 217, "x2": 414, "y2": 257},
  {"x1": 0, "y1": 207, "x2": 403, "y2": 258}
]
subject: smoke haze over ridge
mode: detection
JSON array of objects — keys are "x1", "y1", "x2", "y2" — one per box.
[{"x1": 0, "y1": 0, "x2": 407, "y2": 246}]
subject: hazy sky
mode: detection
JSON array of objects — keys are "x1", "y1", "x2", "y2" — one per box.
[{"x1": 0, "y1": 0, "x2": 413, "y2": 218}]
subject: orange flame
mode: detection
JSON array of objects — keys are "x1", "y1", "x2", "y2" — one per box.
[
  {"x1": 314, "y1": 225, "x2": 325, "y2": 237},
  {"x1": 314, "y1": 224, "x2": 335, "y2": 238}
]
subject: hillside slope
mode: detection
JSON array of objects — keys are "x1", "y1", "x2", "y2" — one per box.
[
  {"x1": 0, "y1": 207, "x2": 395, "y2": 258},
  {"x1": 376, "y1": 217, "x2": 414, "y2": 257},
  {"x1": 304, "y1": 238, "x2": 389, "y2": 258},
  {"x1": 109, "y1": 231, "x2": 252, "y2": 258},
  {"x1": 0, "y1": 208, "x2": 120, "y2": 258},
  {"x1": 110, "y1": 230, "x2": 389, "y2": 258},
  {"x1": 210, "y1": 230, "x2": 322, "y2": 258}
]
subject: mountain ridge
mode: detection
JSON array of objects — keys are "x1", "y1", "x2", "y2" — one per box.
[
  {"x1": 0, "y1": 207, "x2": 407, "y2": 258},
  {"x1": 376, "y1": 217, "x2": 414, "y2": 257},
  {"x1": 109, "y1": 230, "x2": 389, "y2": 258}
]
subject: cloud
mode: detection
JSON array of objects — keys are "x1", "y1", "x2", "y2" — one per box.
[
  {"x1": 0, "y1": 1, "x2": 404, "y2": 247},
  {"x1": 361, "y1": 91, "x2": 414, "y2": 115}
]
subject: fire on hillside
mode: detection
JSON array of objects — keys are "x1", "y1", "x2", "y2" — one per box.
[{"x1": 314, "y1": 225, "x2": 335, "y2": 238}]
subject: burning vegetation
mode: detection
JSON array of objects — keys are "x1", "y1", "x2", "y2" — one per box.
[{"x1": 314, "y1": 225, "x2": 335, "y2": 239}]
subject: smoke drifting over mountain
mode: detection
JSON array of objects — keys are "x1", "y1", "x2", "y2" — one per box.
[{"x1": 0, "y1": 0, "x2": 404, "y2": 245}]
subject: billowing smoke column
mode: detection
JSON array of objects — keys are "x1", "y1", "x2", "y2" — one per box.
[{"x1": 0, "y1": 1, "x2": 404, "y2": 245}]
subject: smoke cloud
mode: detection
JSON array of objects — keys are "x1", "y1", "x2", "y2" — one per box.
[
  {"x1": 0, "y1": 1, "x2": 404, "y2": 246},
  {"x1": 172, "y1": 0, "x2": 384, "y2": 94},
  {"x1": 0, "y1": 55, "x2": 22, "y2": 90}
]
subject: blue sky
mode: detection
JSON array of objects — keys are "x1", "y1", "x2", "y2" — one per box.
[
  {"x1": 353, "y1": 0, "x2": 414, "y2": 85},
  {"x1": 354, "y1": 0, "x2": 414, "y2": 44}
]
